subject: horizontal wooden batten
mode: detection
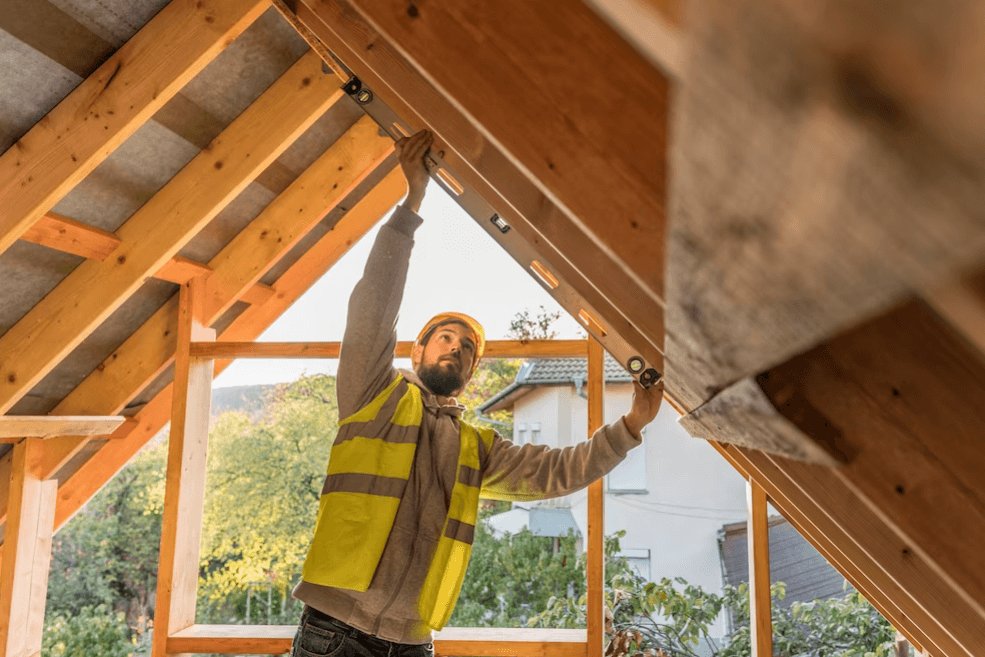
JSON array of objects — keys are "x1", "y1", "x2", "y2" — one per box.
[
  {"x1": 20, "y1": 213, "x2": 120, "y2": 260},
  {"x1": 167, "y1": 624, "x2": 587, "y2": 656},
  {"x1": 19, "y1": 214, "x2": 275, "y2": 306},
  {"x1": 0, "y1": 416, "x2": 125, "y2": 441},
  {"x1": 189, "y1": 340, "x2": 590, "y2": 360}
]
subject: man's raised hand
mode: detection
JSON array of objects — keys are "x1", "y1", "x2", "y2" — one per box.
[
  {"x1": 397, "y1": 129, "x2": 433, "y2": 213},
  {"x1": 622, "y1": 380, "x2": 663, "y2": 439}
]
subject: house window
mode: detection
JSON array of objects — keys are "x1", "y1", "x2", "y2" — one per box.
[
  {"x1": 530, "y1": 422, "x2": 541, "y2": 444},
  {"x1": 619, "y1": 548, "x2": 651, "y2": 580},
  {"x1": 607, "y1": 436, "x2": 646, "y2": 492},
  {"x1": 517, "y1": 423, "x2": 528, "y2": 445}
]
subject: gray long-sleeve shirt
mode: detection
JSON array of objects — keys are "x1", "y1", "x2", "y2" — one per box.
[{"x1": 293, "y1": 204, "x2": 642, "y2": 644}]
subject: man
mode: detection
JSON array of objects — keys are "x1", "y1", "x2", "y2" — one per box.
[{"x1": 291, "y1": 130, "x2": 662, "y2": 656}]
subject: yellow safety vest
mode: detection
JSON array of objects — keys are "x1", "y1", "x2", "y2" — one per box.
[{"x1": 301, "y1": 374, "x2": 495, "y2": 630}]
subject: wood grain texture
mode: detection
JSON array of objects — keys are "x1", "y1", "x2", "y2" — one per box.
[
  {"x1": 0, "y1": 0, "x2": 269, "y2": 256},
  {"x1": 151, "y1": 278, "x2": 215, "y2": 657},
  {"x1": 0, "y1": 118, "x2": 392, "y2": 517},
  {"x1": 719, "y1": 442, "x2": 981, "y2": 657},
  {"x1": 190, "y1": 339, "x2": 589, "y2": 360},
  {"x1": 0, "y1": 438, "x2": 56, "y2": 657},
  {"x1": 294, "y1": 0, "x2": 665, "y2": 370},
  {"x1": 680, "y1": 377, "x2": 843, "y2": 465},
  {"x1": 746, "y1": 481, "x2": 773, "y2": 657},
  {"x1": 48, "y1": 171, "x2": 405, "y2": 534},
  {"x1": 0, "y1": 51, "x2": 339, "y2": 415},
  {"x1": 586, "y1": 339, "x2": 605, "y2": 656},
  {"x1": 167, "y1": 624, "x2": 587, "y2": 656},
  {"x1": 21, "y1": 213, "x2": 121, "y2": 260},
  {"x1": 665, "y1": 0, "x2": 985, "y2": 411},
  {"x1": 0, "y1": 416, "x2": 124, "y2": 440}
]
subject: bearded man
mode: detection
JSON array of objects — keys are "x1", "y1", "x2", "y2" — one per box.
[{"x1": 290, "y1": 130, "x2": 661, "y2": 657}]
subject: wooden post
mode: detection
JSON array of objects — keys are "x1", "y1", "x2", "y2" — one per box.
[
  {"x1": 586, "y1": 337, "x2": 605, "y2": 655},
  {"x1": 747, "y1": 480, "x2": 773, "y2": 657},
  {"x1": 152, "y1": 277, "x2": 215, "y2": 657},
  {"x1": 0, "y1": 437, "x2": 57, "y2": 657}
]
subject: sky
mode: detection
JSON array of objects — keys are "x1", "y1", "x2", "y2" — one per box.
[{"x1": 214, "y1": 180, "x2": 585, "y2": 388}]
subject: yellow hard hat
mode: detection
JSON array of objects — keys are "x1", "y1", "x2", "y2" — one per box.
[{"x1": 415, "y1": 312, "x2": 486, "y2": 374}]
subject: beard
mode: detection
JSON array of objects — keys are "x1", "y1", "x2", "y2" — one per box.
[{"x1": 418, "y1": 361, "x2": 465, "y2": 397}]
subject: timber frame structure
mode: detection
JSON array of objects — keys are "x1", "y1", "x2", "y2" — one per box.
[{"x1": 0, "y1": 1, "x2": 983, "y2": 656}]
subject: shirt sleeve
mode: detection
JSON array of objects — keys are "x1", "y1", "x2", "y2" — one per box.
[
  {"x1": 479, "y1": 418, "x2": 643, "y2": 502},
  {"x1": 336, "y1": 204, "x2": 423, "y2": 418}
]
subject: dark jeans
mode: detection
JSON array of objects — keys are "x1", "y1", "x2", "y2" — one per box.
[{"x1": 291, "y1": 606, "x2": 434, "y2": 657}]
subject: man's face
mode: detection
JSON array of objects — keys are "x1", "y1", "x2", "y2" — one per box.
[{"x1": 415, "y1": 322, "x2": 477, "y2": 397}]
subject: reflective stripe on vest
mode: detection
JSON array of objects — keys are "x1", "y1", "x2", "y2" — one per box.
[
  {"x1": 417, "y1": 423, "x2": 495, "y2": 629},
  {"x1": 301, "y1": 375, "x2": 421, "y2": 590}
]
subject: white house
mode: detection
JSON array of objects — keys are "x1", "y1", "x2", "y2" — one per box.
[{"x1": 478, "y1": 357, "x2": 749, "y2": 628}]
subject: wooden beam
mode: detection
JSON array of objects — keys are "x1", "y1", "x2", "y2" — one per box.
[
  {"x1": 746, "y1": 480, "x2": 773, "y2": 657},
  {"x1": 581, "y1": 0, "x2": 684, "y2": 77},
  {"x1": 0, "y1": 51, "x2": 341, "y2": 414},
  {"x1": 712, "y1": 444, "x2": 935, "y2": 655},
  {"x1": 190, "y1": 339, "x2": 589, "y2": 360},
  {"x1": 0, "y1": 438, "x2": 57, "y2": 657},
  {"x1": 0, "y1": 0, "x2": 269, "y2": 256},
  {"x1": 19, "y1": 119, "x2": 392, "y2": 489},
  {"x1": 291, "y1": 0, "x2": 665, "y2": 370},
  {"x1": 49, "y1": 169, "x2": 405, "y2": 533},
  {"x1": 0, "y1": 416, "x2": 124, "y2": 440},
  {"x1": 717, "y1": 443, "x2": 979, "y2": 657},
  {"x1": 20, "y1": 213, "x2": 120, "y2": 260},
  {"x1": 151, "y1": 278, "x2": 215, "y2": 657},
  {"x1": 201, "y1": 114, "x2": 392, "y2": 322},
  {"x1": 752, "y1": 301, "x2": 985, "y2": 619},
  {"x1": 586, "y1": 338, "x2": 605, "y2": 656},
  {"x1": 921, "y1": 267, "x2": 985, "y2": 357},
  {"x1": 664, "y1": 0, "x2": 985, "y2": 412},
  {"x1": 167, "y1": 624, "x2": 588, "y2": 656},
  {"x1": 339, "y1": 0, "x2": 666, "y2": 300}
]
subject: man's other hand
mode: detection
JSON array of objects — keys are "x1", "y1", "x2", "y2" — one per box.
[
  {"x1": 397, "y1": 129, "x2": 433, "y2": 213},
  {"x1": 622, "y1": 380, "x2": 663, "y2": 439}
]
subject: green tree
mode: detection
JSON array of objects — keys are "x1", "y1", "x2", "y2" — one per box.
[
  {"x1": 46, "y1": 438, "x2": 165, "y2": 637},
  {"x1": 530, "y1": 532, "x2": 896, "y2": 657},
  {"x1": 450, "y1": 516, "x2": 585, "y2": 627},
  {"x1": 43, "y1": 605, "x2": 135, "y2": 657},
  {"x1": 197, "y1": 374, "x2": 338, "y2": 624}
]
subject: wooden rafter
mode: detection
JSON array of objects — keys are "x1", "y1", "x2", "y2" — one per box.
[
  {"x1": 47, "y1": 168, "x2": 407, "y2": 533},
  {"x1": 0, "y1": 0, "x2": 269, "y2": 256},
  {"x1": 717, "y1": 443, "x2": 977, "y2": 657},
  {"x1": 686, "y1": 298, "x2": 985, "y2": 656},
  {"x1": 0, "y1": 116, "x2": 394, "y2": 505},
  {"x1": 714, "y1": 444, "x2": 935, "y2": 654},
  {"x1": 0, "y1": 51, "x2": 340, "y2": 415},
  {"x1": 337, "y1": 0, "x2": 666, "y2": 300},
  {"x1": 290, "y1": 0, "x2": 666, "y2": 371}
]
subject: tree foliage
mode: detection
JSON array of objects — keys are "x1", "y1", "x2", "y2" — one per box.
[
  {"x1": 43, "y1": 605, "x2": 135, "y2": 657},
  {"x1": 197, "y1": 374, "x2": 338, "y2": 624},
  {"x1": 527, "y1": 531, "x2": 896, "y2": 657}
]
